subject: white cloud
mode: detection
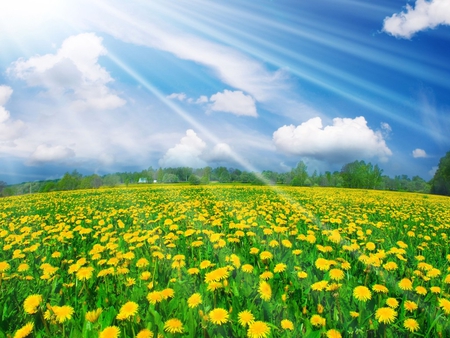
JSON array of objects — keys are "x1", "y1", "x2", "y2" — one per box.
[
  {"x1": 383, "y1": 0, "x2": 450, "y2": 38},
  {"x1": 159, "y1": 129, "x2": 207, "y2": 168},
  {"x1": 209, "y1": 90, "x2": 257, "y2": 117},
  {"x1": 29, "y1": 144, "x2": 75, "y2": 164},
  {"x1": 273, "y1": 116, "x2": 392, "y2": 163},
  {"x1": 0, "y1": 85, "x2": 26, "y2": 143},
  {"x1": 7, "y1": 33, "x2": 125, "y2": 111},
  {"x1": 166, "y1": 93, "x2": 187, "y2": 101},
  {"x1": 412, "y1": 148, "x2": 427, "y2": 158},
  {"x1": 196, "y1": 95, "x2": 209, "y2": 104},
  {"x1": 205, "y1": 143, "x2": 234, "y2": 163}
]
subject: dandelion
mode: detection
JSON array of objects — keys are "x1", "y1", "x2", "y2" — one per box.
[
  {"x1": 438, "y1": 298, "x2": 450, "y2": 314},
  {"x1": 310, "y1": 314, "x2": 326, "y2": 327},
  {"x1": 247, "y1": 321, "x2": 270, "y2": 338},
  {"x1": 404, "y1": 300, "x2": 418, "y2": 312},
  {"x1": 238, "y1": 310, "x2": 254, "y2": 326},
  {"x1": 259, "y1": 251, "x2": 273, "y2": 260},
  {"x1": 24, "y1": 294, "x2": 42, "y2": 314},
  {"x1": 353, "y1": 286, "x2": 371, "y2": 302},
  {"x1": 372, "y1": 284, "x2": 388, "y2": 293},
  {"x1": 99, "y1": 326, "x2": 120, "y2": 338},
  {"x1": 386, "y1": 298, "x2": 399, "y2": 308},
  {"x1": 85, "y1": 308, "x2": 102, "y2": 323},
  {"x1": 350, "y1": 311, "x2": 359, "y2": 318},
  {"x1": 161, "y1": 288, "x2": 175, "y2": 300},
  {"x1": 315, "y1": 258, "x2": 331, "y2": 271},
  {"x1": 241, "y1": 264, "x2": 254, "y2": 273},
  {"x1": 136, "y1": 329, "x2": 154, "y2": 338},
  {"x1": 326, "y1": 329, "x2": 342, "y2": 338},
  {"x1": 209, "y1": 308, "x2": 229, "y2": 325},
  {"x1": 274, "y1": 263, "x2": 287, "y2": 273},
  {"x1": 259, "y1": 271, "x2": 273, "y2": 280},
  {"x1": 281, "y1": 319, "x2": 294, "y2": 330},
  {"x1": 329, "y1": 269, "x2": 345, "y2": 281},
  {"x1": 76, "y1": 266, "x2": 94, "y2": 281},
  {"x1": 297, "y1": 271, "x2": 308, "y2": 279},
  {"x1": 164, "y1": 318, "x2": 184, "y2": 333},
  {"x1": 116, "y1": 301, "x2": 138, "y2": 320},
  {"x1": 13, "y1": 322, "x2": 33, "y2": 338},
  {"x1": 0, "y1": 261, "x2": 10, "y2": 272},
  {"x1": 187, "y1": 293, "x2": 202, "y2": 308},
  {"x1": 205, "y1": 267, "x2": 229, "y2": 283},
  {"x1": 430, "y1": 286, "x2": 441, "y2": 294},
  {"x1": 404, "y1": 318, "x2": 420, "y2": 332},
  {"x1": 258, "y1": 281, "x2": 272, "y2": 301},
  {"x1": 18, "y1": 263, "x2": 30, "y2": 272},
  {"x1": 200, "y1": 260, "x2": 212, "y2": 269},
  {"x1": 311, "y1": 280, "x2": 329, "y2": 291},
  {"x1": 375, "y1": 307, "x2": 397, "y2": 324},
  {"x1": 187, "y1": 268, "x2": 200, "y2": 275},
  {"x1": 52, "y1": 305, "x2": 74, "y2": 323},
  {"x1": 398, "y1": 278, "x2": 413, "y2": 291},
  {"x1": 147, "y1": 291, "x2": 163, "y2": 304}
]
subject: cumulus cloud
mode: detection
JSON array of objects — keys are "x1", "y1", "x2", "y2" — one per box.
[
  {"x1": 166, "y1": 92, "x2": 187, "y2": 101},
  {"x1": 383, "y1": 0, "x2": 450, "y2": 38},
  {"x1": 29, "y1": 144, "x2": 75, "y2": 164},
  {"x1": 0, "y1": 85, "x2": 26, "y2": 143},
  {"x1": 412, "y1": 148, "x2": 427, "y2": 158},
  {"x1": 273, "y1": 116, "x2": 392, "y2": 163},
  {"x1": 209, "y1": 90, "x2": 257, "y2": 117},
  {"x1": 7, "y1": 33, "x2": 125, "y2": 111},
  {"x1": 205, "y1": 143, "x2": 235, "y2": 163},
  {"x1": 159, "y1": 129, "x2": 207, "y2": 168}
]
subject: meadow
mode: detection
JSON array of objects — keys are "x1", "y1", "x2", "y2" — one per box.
[{"x1": 0, "y1": 185, "x2": 449, "y2": 337}]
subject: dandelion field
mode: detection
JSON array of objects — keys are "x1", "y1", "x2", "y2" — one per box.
[{"x1": 0, "y1": 185, "x2": 449, "y2": 337}]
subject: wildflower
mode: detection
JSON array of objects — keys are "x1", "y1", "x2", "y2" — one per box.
[
  {"x1": 161, "y1": 288, "x2": 175, "y2": 300},
  {"x1": 350, "y1": 311, "x2": 359, "y2": 318},
  {"x1": 116, "y1": 301, "x2": 138, "y2": 320},
  {"x1": 187, "y1": 268, "x2": 200, "y2": 275},
  {"x1": 404, "y1": 301, "x2": 418, "y2": 312},
  {"x1": 0, "y1": 261, "x2": 10, "y2": 272},
  {"x1": 200, "y1": 260, "x2": 212, "y2": 269},
  {"x1": 136, "y1": 329, "x2": 153, "y2": 338},
  {"x1": 439, "y1": 298, "x2": 450, "y2": 314},
  {"x1": 18, "y1": 263, "x2": 30, "y2": 272},
  {"x1": 76, "y1": 266, "x2": 94, "y2": 281},
  {"x1": 310, "y1": 314, "x2": 326, "y2": 327},
  {"x1": 164, "y1": 318, "x2": 184, "y2": 333},
  {"x1": 353, "y1": 286, "x2": 371, "y2": 302},
  {"x1": 259, "y1": 251, "x2": 273, "y2": 260},
  {"x1": 258, "y1": 281, "x2": 272, "y2": 301},
  {"x1": 366, "y1": 242, "x2": 376, "y2": 251},
  {"x1": 430, "y1": 286, "x2": 441, "y2": 294},
  {"x1": 247, "y1": 321, "x2": 270, "y2": 338},
  {"x1": 209, "y1": 308, "x2": 229, "y2": 325},
  {"x1": 297, "y1": 271, "x2": 308, "y2": 279},
  {"x1": 372, "y1": 284, "x2": 388, "y2": 293},
  {"x1": 238, "y1": 310, "x2": 254, "y2": 326},
  {"x1": 52, "y1": 305, "x2": 74, "y2": 323},
  {"x1": 274, "y1": 263, "x2": 287, "y2": 273},
  {"x1": 24, "y1": 294, "x2": 42, "y2": 314},
  {"x1": 404, "y1": 318, "x2": 420, "y2": 332},
  {"x1": 386, "y1": 298, "x2": 399, "y2": 308},
  {"x1": 13, "y1": 322, "x2": 34, "y2": 338},
  {"x1": 147, "y1": 291, "x2": 163, "y2": 304},
  {"x1": 205, "y1": 267, "x2": 229, "y2": 283},
  {"x1": 329, "y1": 269, "x2": 345, "y2": 281},
  {"x1": 241, "y1": 264, "x2": 254, "y2": 273},
  {"x1": 326, "y1": 329, "x2": 342, "y2": 338},
  {"x1": 136, "y1": 258, "x2": 149, "y2": 268},
  {"x1": 383, "y1": 261, "x2": 398, "y2": 271},
  {"x1": 259, "y1": 271, "x2": 273, "y2": 280},
  {"x1": 85, "y1": 308, "x2": 102, "y2": 323},
  {"x1": 207, "y1": 281, "x2": 223, "y2": 292},
  {"x1": 311, "y1": 280, "x2": 328, "y2": 291},
  {"x1": 375, "y1": 307, "x2": 397, "y2": 324},
  {"x1": 398, "y1": 278, "x2": 413, "y2": 291},
  {"x1": 99, "y1": 326, "x2": 120, "y2": 338},
  {"x1": 187, "y1": 293, "x2": 202, "y2": 308},
  {"x1": 281, "y1": 319, "x2": 294, "y2": 330},
  {"x1": 315, "y1": 258, "x2": 331, "y2": 271}
]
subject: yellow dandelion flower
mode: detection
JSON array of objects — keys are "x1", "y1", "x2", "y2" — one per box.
[
  {"x1": 281, "y1": 319, "x2": 294, "y2": 330},
  {"x1": 404, "y1": 301, "x2": 418, "y2": 312},
  {"x1": 329, "y1": 269, "x2": 345, "y2": 281},
  {"x1": 259, "y1": 271, "x2": 273, "y2": 280},
  {"x1": 310, "y1": 314, "x2": 326, "y2": 327},
  {"x1": 438, "y1": 298, "x2": 450, "y2": 314},
  {"x1": 99, "y1": 326, "x2": 120, "y2": 338},
  {"x1": 311, "y1": 280, "x2": 328, "y2": 291},
  {"x1": 430, "y1": 286, "x2": 441, "y2": 294},
  {"x1": 383, "y1": 261, "x2": 398, "y2": 271},
  {"x1": 207, "y1": 281, "x2": 223, "y2": 292},
  {"x1": 13, "y1": 322, "x2": 33, "y2": 338},
  {"x1": 375, "y1": 307, "x2": 397, "y2": 324},
  {"x1": 386, "y1": 298, "x2": 399, "y2": 308},
  {"x1": 85, "y1": 308, "x2": 102, "y2": 323},
  {"x1": 444, "y1": 274, "x2": 450, "y2": 284},
  {"x1": 187, "y1": 268, "x2": 200, "y2": 275},
  {"x1": 326, "y1": 329, "x2": 342, "y2": 338},
  {"x1": 350, "y1": 311, "x2": 359, "y2": 318},
  {"x1": 274, "y1": 263, "x2": 287, "y2": 273},
  {"x1": 315, "y1": 258, "x2": 331, "y2": 271},
  {"x1": 76, "y1": 266, "x2": 94, "y2": 281},
  {"x1": 200, "y1": 260, "x2": 212, "y2": 269},
  {"x1": 0, "y1": 261, "x2": 10, "y2": 272},
  {"x1": 250, "y1": 247, "x2": 260, "y2": 255},
  {"x1": 404, "y1": 318, "x2": 420, "y2": 332},
  {"x1": 187, "y1": 293, "x2": 202, "y2": 308},
  {"x1": 398, "y1": 278, "x2": 413, "y2": 291},
  {"x1": 136, "y1": 258, "x2": 149, "y2": 268},
  {"x1": 205, "y1": 267, "x2": 229, "y2": 283},
  {"x1": 164, "y1": 318, "x2": 184, "y2": 333},
  {"x1": 116, "y1": 301, "x2": 138, "y2": 320},
  {"x1": 209, "y1": 308, "x2": 229, "y2": 325},
  {"x1": 247, "y1": 321, "x2": 270, "y2": 338},
  {"x1": 18, "y1": 263, "x2": 30, "y2": 272},
  {"x1": 147, "y1": 291, "x2": 163, "y2": 304},
  {"x1": 297, "y1": 271, "x2": 308, "y2": 279},
  {"x1": 259, "y1": 251, "x2": 273, "y2": 261},
  {"x1": 52, "y1": 305, "x2": 74, "y2": 323},
  {"x1": 241, "y1": 264, "x2": 254, "y2": 273},
  {"x1": 24, "y1": 294, "x2": 42, "y2": 314},
  {"x1": 161, "y1": 288, "x2": 175, "y2": 300},
  {"x1": 258, "y1": 281, "x2": 272, "y2": 301},
  {"x1": 136, "y1": 328, "x2": 154, "y2": 338},
  {"x1": 238, "y1": 310, "x2": 254, "y2": 326},
  {"x1": 372, "y1": 284, "x2": 389, "y2": 293}
]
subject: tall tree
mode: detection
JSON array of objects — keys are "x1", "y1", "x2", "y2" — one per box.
[{"x1": 430, "y1": 151, "x2": 450, "y2": 196}]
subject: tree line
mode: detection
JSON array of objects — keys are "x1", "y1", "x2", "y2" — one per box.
[{"x1": 2, "y1": 155, "x2": 447, "y2": 197}]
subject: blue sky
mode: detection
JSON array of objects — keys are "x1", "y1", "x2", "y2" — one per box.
[{"x1": 0, "y1": 0, "x2": 449, "y2": 184}]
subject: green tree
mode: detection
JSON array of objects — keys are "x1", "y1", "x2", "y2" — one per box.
[
  {"x1": 430, "y1": 151, "x2": 450, "y2": 196},
  {"x1": 188, "y1": 174, "x2": 201, "y2": 185}
]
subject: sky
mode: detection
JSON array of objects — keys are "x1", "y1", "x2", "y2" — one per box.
[{"x1": 0, "y1": 0, "x2": 449, "y2": 184}]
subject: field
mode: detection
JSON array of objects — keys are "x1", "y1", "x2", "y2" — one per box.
[{"x1": 0, "y1": 185, "x2": 449, "y2": 337}]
